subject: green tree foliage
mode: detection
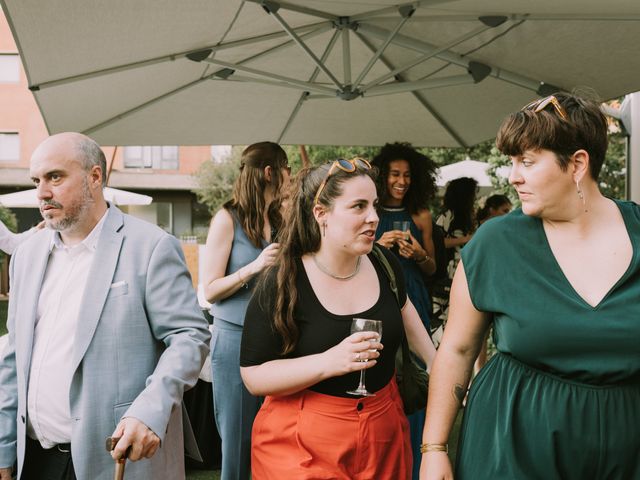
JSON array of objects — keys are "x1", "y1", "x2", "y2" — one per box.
[
  {"x1": 598, "y1": 130, "x2": 626, "y2": 199},
  {"x1": 193, "y1": 145, "x2": 381, "y2": 213},
  {"x1": 0, "y1": 205, "x2": 17, "y2": 232},
  {"x1": 0, "y1": 204, "x2": 18, "y2": 261},
  {"x1": 192, "y1": 146, "x2": 243, "y2": 214},
  {"x1": 283, "y1": 145, "x2": 380, "y2": 169}
]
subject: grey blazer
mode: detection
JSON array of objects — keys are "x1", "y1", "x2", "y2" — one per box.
[{"x1": 0, "y1": 205, "x2": 211, "y2": 479}]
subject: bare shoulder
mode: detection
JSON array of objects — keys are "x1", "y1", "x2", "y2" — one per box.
[
  {"x1": 209, "y1": 207, "x2": 234, "y2": 234},
  {"x1": 205, "y1": 207, "x2": 235, "y2": 253}
]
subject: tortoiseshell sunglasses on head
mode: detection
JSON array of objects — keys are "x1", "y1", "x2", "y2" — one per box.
[
  {"x1": 313, "y1": 157, "x2": 372, "y2": 206},
  {"x1": 521, "y1": 95, "x2": 568, "y2": 120}
]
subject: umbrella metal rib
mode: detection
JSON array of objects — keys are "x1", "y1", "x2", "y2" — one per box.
[
  {"x1": 360, "y1": 23, "x2": 492, "y2": 92},
  {"x1": 277, "y1": 28, "x2": 342, "y2": 143},
  {"x1": 357, "y1": 23, "x2": 561, "y2": 95},
  {"x1": 195, "y1": 2, "x2": 495, "y2": 101},
  {"x1": 351, "y1": 4, "x2": 415, "y2": 89},
  {"x1": 354, "y1": 31, "x2": 468, "y2": 148},
  {"x1": 28, "y1": 20, "x2": 330, "y2": 91},
  {"x1": 263, "y1": 5, "x2": 343, "y2": 89}
]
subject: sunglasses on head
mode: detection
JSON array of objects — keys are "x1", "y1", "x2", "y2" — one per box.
[
  {"x1": 313, "y1": 157, "x2": 372, "y2": 206},
  {"x1": 521, "y1": 94, "x2": 568, "y2": 120}
]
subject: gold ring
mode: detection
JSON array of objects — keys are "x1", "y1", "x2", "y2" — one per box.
[{"x1": 355, "y1": 352, "x2": 361, "y2": 361}]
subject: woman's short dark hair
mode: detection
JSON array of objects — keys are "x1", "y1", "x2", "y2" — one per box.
[
  {"x1": 372, "y1": 142, "x2": 438, "y2": 214},
  {"x1": 496, "y1": 92, "x2": 608, "y2": 180}
]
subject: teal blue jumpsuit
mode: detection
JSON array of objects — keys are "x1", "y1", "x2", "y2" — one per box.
[{"x1": 456, "y1": 201, "x2": 640, "y2": 479}]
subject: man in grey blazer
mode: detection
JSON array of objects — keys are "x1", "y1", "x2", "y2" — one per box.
[{"x1": 0, "y1": 133, "x2": 211, "y2": 479}]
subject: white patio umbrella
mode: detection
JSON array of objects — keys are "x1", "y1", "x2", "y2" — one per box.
[
  {"x1": 0, "y1": 187, "x2": 152, "y2": 208},
  {"x1": 2, "y1": 1, "x2": 640, "y2": 148},
  {"x1": 436, "y1": 159, "x2": 510, "y2": 187}
]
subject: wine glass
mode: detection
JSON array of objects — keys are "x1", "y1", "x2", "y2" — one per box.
[
  {"x1": 346, "y1": 318, "x2": 383, "y2": 397},
  {"x1": 392, "y1": 220, "x2": 411, "y2": 241}
]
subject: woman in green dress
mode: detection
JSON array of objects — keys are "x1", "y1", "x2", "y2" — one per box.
[{"x1": 420, "y1": 92, "x2": 640, "y2": 480}]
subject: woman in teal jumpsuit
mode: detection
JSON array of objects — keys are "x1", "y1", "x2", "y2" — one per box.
[{"x1": 420, "y1": 92, "x2": 640, "y2": 479}]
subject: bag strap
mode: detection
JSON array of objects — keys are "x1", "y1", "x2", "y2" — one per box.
[
  {"x1": 370, "y1": 245, "x2": 412, "y2": 364},
  {"x1": 370, "y1": 244, "x2": 399, "y2": 306}
]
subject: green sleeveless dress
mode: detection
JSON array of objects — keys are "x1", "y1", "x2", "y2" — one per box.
[{"x1": 456, "y1": 200, "x2": 640, "y2": 480}]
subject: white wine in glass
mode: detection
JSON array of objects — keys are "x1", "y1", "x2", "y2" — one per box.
[{"x1": 346, "y1": 318, "x2": 383, "y2": 397}]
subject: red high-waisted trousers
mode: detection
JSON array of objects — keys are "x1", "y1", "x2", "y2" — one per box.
[{"x1": 251, "y1": 378, "x2": 412, "y2": 479}]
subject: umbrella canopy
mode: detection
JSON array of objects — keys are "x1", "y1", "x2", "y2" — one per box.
[
  {"x1": 0, "y1": 187, "x2": 152, "y2": 208},
  {"x1": 436, "y1": 159, "x2": 509, "y2": 187},
  {"x1": 2, "y1": 0, "x2": 640, "y2": 147}
]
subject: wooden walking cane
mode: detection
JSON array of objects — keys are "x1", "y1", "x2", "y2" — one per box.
[{"x1": 105, "y1": 436, "x2": 130, "y2": 480}]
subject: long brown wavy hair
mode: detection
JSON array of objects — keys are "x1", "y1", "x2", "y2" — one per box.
[
  {"x1": 258, "y1": 161, "x2": 377, "y2": 355},
  {"x1": 224, "y1": 142, "x2": 288, "y2": 247}
]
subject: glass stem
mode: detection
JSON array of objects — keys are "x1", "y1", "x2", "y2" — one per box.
[{"x1": 357, "y1": 369, "x2": 366, "y2": 390}]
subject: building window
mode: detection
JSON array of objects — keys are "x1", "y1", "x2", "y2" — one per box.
[
  {"x1": 123, "y1": 146, "x2": 179, "y2": 170},
  {"x1": 0, "y1": 54, "x2": 20, "y2": 83},
  {"x1": 0, "y1": 132, "x2": 20, "y2": 162}
]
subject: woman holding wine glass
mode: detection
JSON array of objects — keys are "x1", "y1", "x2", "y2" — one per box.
[{"x1": 240, "y1": 158, "x2": 436, "y2": 479}]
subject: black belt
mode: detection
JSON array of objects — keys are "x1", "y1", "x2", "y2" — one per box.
[
  {"x1": 55, "y1": 443, "x2": 71, "y2": 453},
  {"x1": 24, "y1": 436, "x2": 76, "y2": 480},
  {"x1": 27, "y1": 436, "x2": 71, "y2": 454}
]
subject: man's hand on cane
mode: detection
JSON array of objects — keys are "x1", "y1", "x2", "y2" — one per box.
[{"x1": 110, "y1": 417, "x2": 160, "y2": 461}]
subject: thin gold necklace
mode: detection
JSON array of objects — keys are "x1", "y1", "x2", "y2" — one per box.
[{"x1": 313, "y1": 255, "x2": 361, "y2": 280}]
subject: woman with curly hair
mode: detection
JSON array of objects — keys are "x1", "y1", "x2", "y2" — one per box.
[
  {"x1": 373, "y1": 142, "x2": 439, "y2": 317},
  {"x1": 372, "y1": 142, "x2": 439, "y2": 480}
]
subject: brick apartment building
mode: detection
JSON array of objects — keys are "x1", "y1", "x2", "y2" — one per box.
[{"x1": 0, "y1": 10, "x2": 225, "y2": 239}]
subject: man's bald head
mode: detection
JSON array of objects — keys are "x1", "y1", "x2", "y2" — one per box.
[{"x1": 34, "y1": 133, "x2": 107, "y2": 187}]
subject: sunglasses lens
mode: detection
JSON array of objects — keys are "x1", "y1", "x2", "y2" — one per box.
[
  {"x1": 355, "y1": 158, "x2": 371, "y2": 170},
  {"x1": 337, "y1": 158, "x2": 356, "y2": 172},
  {"x1": 521, "y1": 95, "x2": 567, "y2": 120},
  {"x1": 533, "y1": 97, "x2": 552, "y2": 113}
]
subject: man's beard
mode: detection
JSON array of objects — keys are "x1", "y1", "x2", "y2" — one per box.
[{"x1": 43, "y1": 177, "x2": 95, "y2": 232}]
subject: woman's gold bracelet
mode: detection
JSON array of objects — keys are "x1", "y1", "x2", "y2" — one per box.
[{"x1": 420, "y1": 443, "x2": 448, "y2": 454}]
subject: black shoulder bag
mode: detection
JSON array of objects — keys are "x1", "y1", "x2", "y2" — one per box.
[{"x1": 371, "y1": 244, "x2": 429, "y2": 415}]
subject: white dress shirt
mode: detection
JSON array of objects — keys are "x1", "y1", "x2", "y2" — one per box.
[
  {"x1": 26, "y1": 210, "x2": 108, "y2": 447},
  {"x1": 0, "y1": 220, "x2": 39, "y2": 255}
]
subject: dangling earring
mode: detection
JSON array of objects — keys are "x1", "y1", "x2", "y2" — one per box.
[
  {"x1": 576, "y1": 180, "x2": 587, "y2": 213},
  {"x1": 322, "y1": 222, "x2": 327, "y2": 237}
]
